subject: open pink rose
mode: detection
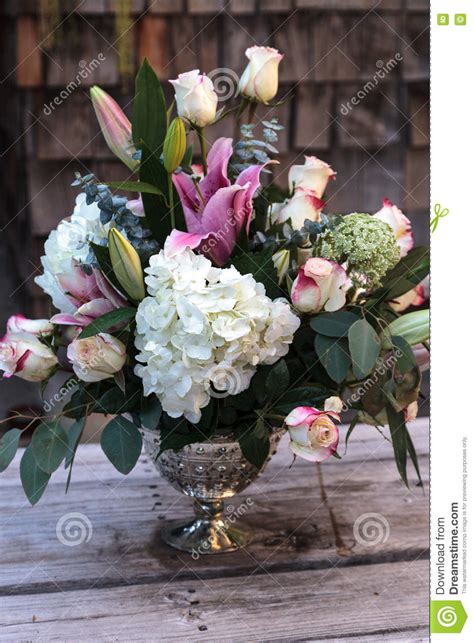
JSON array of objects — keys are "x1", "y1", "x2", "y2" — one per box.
[
  {"x1": 50, "y1": 262, "x2": 126, "y2": 327},
  {"x1": 285, "y1": 406, "x2": 340, "y2": 462},
  {"x1": 291, "y1": 258, "x2": 350, "y2": 314},
  {"x1": 374, "y1": 198, "x2": 413, "y2": 257},
  {"x1": 170, "y1": 137, "x2": 266, "y2": 266},
  {"x1": 0, "y1": 333, "x2": 58, "y2": 382}
]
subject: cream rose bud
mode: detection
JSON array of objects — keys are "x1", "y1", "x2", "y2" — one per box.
[
  {"x1": 0, "y1": 333, "x2": 57, "y2": 382},
  {"x1": 238, "y1": 46, "x2": 283, "y2": 104},
  {"x1": 6, "y1": 315, "x2": 54, "y2": 337},
  {"x1": 324, "y1": 396, "x2": 344, "y2": 413},
  {"x1": 170, "y1": 70, "x2": 217, "y2": 128},
  {"x1": 285, "y1": 406, "x2": 340, "y2": 462},
  {"x1": 271, "y1": 191, "x2": 325, "y2": 229},
  {"x1": 291, "y1": 258, "x2": 350, "y2": 314},
  {"x1": 67, "y1": 333, "x2": 126, "y2": 382},
  {"x1": 373, "y1": 198, "x2": 413, "y2": 258},
  {"x1": 289, "y1": 156, "x2": 336, "y2": 198}
]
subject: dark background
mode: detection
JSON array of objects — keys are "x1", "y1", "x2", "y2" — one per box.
[{"x1": 0, "y1": 0, "x2": 429, "y2": 419}]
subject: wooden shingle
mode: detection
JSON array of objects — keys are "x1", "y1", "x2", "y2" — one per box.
[
  {"x1": 138, "y1": 16, "x2": 170, "y2": 78},
  {"x1": 408, "y1": 84, "x2": 429, "y2": 148},
  {"x1": 295, "y1": 83, "x2": 333, "y2": 151},
  {"x1": 16, "y1": 15, "x2": 43, "y2": 87}
]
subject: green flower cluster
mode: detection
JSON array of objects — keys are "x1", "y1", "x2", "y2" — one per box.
[{"x1": 320, "y1": 213, "x2": 400, "y2": 289}]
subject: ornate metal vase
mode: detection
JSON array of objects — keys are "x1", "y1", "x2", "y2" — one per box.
[{"x1": 140, "y1": 427, "x2": 284, "y2": 554}]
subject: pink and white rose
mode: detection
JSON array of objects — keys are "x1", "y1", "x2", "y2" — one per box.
[
  {"x1": 170, "y1": 70, "x2": 217, "y2": 128},
  {"x1": 285, "y1": 406, "x2": 340, "y2": 462},
  {"x1": 289, "y1": 156, "x2": 336, "y2": 198},
  {"x1": 291, "y1": 258, "x2": 350, "y2": 314},
  {"x1": 238, "y1": 46, "x2": 283, "y2": 104},
  {"x1": 374, "y1": 198, "x2": 413, "y2": 257},
  {"x1": 0, "y1": 333, "x2": 58, "y2": 382},
  {"x1": 67, "y1": 333, "x2": 127, "y2": 383},
  {"x1": 390, "y1": 283, "x2": 425, "y2": 313},
  {"x1": 6, "y1": 315, "x2": 54, "y2": 337},
  {"x1": 271, "y1": 191, "x2": 325, "y2": 229}
]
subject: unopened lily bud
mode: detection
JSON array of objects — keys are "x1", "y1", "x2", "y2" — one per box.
[
  {"x1": 163, "y1": 117, "x2": 186, "y2": 174},
  {"x1": 90, "y1": 86, "x2": 139, "y2": 172},
  {"x1": 381, "y1": 309, "x2": 429, "y2": 349},
  {"x1": 272, "y1": 249, "x2": 290, "y2": 284},
  {"x1": 108, "y1": 228, "x2": 145, "y2": 302}
]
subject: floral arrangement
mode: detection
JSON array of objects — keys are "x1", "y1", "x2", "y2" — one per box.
[{"x1": 0, "y1": 47, "x2": 429, "y2": 504}]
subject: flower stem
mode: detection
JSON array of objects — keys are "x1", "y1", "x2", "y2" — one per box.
[
  {"x1": 167, "y1": 173, "x2": 175, "y2": 229},
  {"x1": 197, "y1": 127, "x2": 208, "y2": 175},
  {"x1": 247, "y1": 100, "x2": 258, "y2": 124}
]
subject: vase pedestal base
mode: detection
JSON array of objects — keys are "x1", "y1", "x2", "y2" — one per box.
[{"x1": 161, "y1": 500, "x2": 252, "y2": 554}]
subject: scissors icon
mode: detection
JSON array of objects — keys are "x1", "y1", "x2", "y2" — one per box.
[{"x1": 430, "y1": 203, "x2": 449, "y2": 233}]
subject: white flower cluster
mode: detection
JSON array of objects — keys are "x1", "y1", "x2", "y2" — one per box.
[
  {"x1": 35, "y1": 193, "x2": 111, "y2": 313},
  {"x1": 134, "y1": 243, "x2": 300, "y2": 422}
]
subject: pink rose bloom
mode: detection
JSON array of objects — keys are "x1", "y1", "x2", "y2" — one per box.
[
  {"x1": 289, "y1": 156, "x2": 336, "y2": 198},
  {"x1": 291, "y1": 257, "x2": 350, "y2": 314},
  {"x1": 0, "y1": 333, "x2": 58, "y2": 382},
  {"x1": 6, "y1": 315, "x2": 54, "y2": 337},
  {"x1": 285, "y1": 406, "x2": 340, "y2": 462},
  {"x1": 374, "y1": 198, "x2": 413, "y2": 257},
  {"x1": 271, "y1": 191, "x2": 325, "y2": 229}
]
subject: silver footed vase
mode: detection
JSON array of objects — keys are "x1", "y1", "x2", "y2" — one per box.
[{"x1": 140, "y1": 426, "x2": 284, "y2": 554}]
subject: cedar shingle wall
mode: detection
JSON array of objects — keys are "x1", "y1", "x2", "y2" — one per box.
[{"x1": 1, "y1": 0, "x2": 429, "y2": 319}]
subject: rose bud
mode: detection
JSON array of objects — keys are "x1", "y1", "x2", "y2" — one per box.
[
  {"x1": 67, "y1": 333, "x2": 126, "y2": 382},
  {"x1": 324, "y1": 396, "x2": 344, "y2": 413},
  {"x1": 108, "y1": 228, "x2": 145, "y2": 302},
  {"x1": 170, "y1": 70, "x2": 218, "y2": 128},
  {"x1": 271, "y1": 190, "x2": 325, "y2": 229},
  {"x1": 291, "y1": 258, "x2": 350, "y2": 314},
  {"x1": 0, "y1": 333, "x2": 58, "y2": 382},
  {"x1": 284, "y1": 406, "x2": 340, "y2": 462},
  {"x1": 6, "y1": 315, "x2": 54, "y2": 337},
  {"x1": 238, "y1": 46, "x2": 283, "y2": 104},
  {"x1": 373, "y1": 198, "x2": 413, "y2": 258},
  {"x1": 288, "y1": 156, "x2": 336, "y2": 198},
  {"x1": 90, "y1": 86, "x2": 138, "y2": 172},
  {"x1": 163, "y1": 117, "x2": 186, "y2": 174}
]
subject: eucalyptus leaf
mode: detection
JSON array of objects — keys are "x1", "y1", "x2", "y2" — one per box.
[
  {"x1": 0, "y1": 429, "x2": 22, "y2": 472},
  {"x1": 140, "y1": 395, "x2": 162, "y2": 430},
  {"x1": 236, "y1": 419, "x2": 270, "y2": 469},
  {"x1": 78, "y1": 307, "x2": 136, "y2": 339},
  {"x1": 348, "y1": 319, "x2": 381, "y2": 379},
  {"x1": 31, "y1": 421, "x2": 69, "y2": 474},
  {"x1": 314, "y1": 334, "x2": 351, "y2": 384},
  {"x1": 310, "y1": 311, "x2": 359, "y2": 337},
  {"x1": 20, "y1": 446, "x2": 51, "y2": 505},
  {"x1": 65, "y1": 417, "x2": 86, "y2": 469},
  {"x1": 265, "y1": 360, "x2": 290, "y2": 401},
  {"x1": 101, "y1": 416, "x2": 143, "y2": 474}
]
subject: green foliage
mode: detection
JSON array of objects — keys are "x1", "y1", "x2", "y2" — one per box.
[
  {"x1": 31, "y1": 421, "x2": 68, "y2": 474},
  {"x1": 369, "y1": 247, "x2": 429, "y2": 303},
  {"x1": 230, "y1": 245, "x2": 284, "y2": 299},
  {"x1": 0, "y1": 429, "x2": 22, "y2": 472},
  {"x1": 101, "y1": 416, "x2": 143, "y2": 475},
  {"x1": 106, "y1": 181, "x2": 166, "y2": 196},
  {"x1": 310, "y1": 311, "x2": 359, "y2": 337},
  {"x1": 314, "y1": 334, "x2": 351, "y2": 383},
  {"x1": 78, "y1": 307, "x2": 136, "y2": 339},
  {"x1": 20, "y1": 447, "x2": 51, "y2": 505},
  {"x1": 236, "y1": 418, "x2": 270, "y2": 469},
  {"x1": 265, "y1": 360, "x2": 290, "y2": 402},
  {"x1": 348, "y1": 318, "x2": 381, "y2": 379},
  {"x1": 386, "y1": 404, "x2": 408, "y2": 486},
  {"x1": 132, "y1": 58, "x2": 167, "y2": 156},
  {"x1": 140, "y1": 395, "x2": 162, "y2": 430},
  {"x1": 272, "y1": 386, "x2": 330, "y2": 415}
]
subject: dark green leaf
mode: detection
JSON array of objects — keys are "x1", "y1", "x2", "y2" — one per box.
[
  {"x1": 407, "y1": 429, "x2": 423, "y2": 488},
  {"x1": 140, "y1": 395, "x2": 162, "y2": 430},
  {"x1": 345, "y1": 416, "x2": 358, "y2": 447},
  {"x1": 265, "y1": 360, "x2": 290, "y2": 401},
  {"x1": 94, "y1": 387, "x2": 130, "y2": 414},
  {"x1": 230, "y1": 245, "x2": 283, "y2": 300},
  {"x1": 348, "y1": 318, "x2": 381, "y2": 379},
  {"x1": 107, "y1": 180, "x2": 166, "y2": 196},
  {"x1": 386, "y1": 404, "x2": 408, "y2": 486},
  {"x1": 181, "y1": 144, "x2": 193, "y2": 169},
  {"x1": 78, "y1": 307, "x2": 136, "y2": 339},
  {"x1": 132, "y1": 58, "x2": 167, "y2": 155},
  {"x1": 230, "y1": 388, "x2": 256, "y2": 412},
  {"x1": 31, "y1": 421, "x2": 68, "y2": 474},
  {"x1": 236, "y1": 418, "x2": 270, "y2": 469},
  {"x1": 314, "y1": 334, "x2": 351, "y2": 384},
  {"x1": 20, "y1": 446, "x2": 51, "y2": 505},
  {"x1": 0, "y1": 429, "x2": 22, "y2": 472},
  {"x1": 251, "y1": 365, "x2": 272, "y2": 406},
  {"x1": 90, "y1": 242, "x2": 128, "y2": 297},
  {"x1": 310, "y1": 311, "x2": 359, "y2": 337},
  {"x1": 193, "y1": 398, "x2": 216, "y2": 433},
  {"x1": 391, "y1": 335, "x2": 417, "y2": 374},
  {"x1": 272, "y1": 386, "x2": 330, "y2": 415},
  {"x1": 100, "y1": 416, "x2": 143, "y2": 474},
  {"x1": 65, "y1": 417, "x2": 86, "y2": 468},
  {"x1": 370, "y1": 247, "x2": 429, "y2": 303}
]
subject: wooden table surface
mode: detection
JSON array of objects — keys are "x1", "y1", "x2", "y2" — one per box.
[{"x1": 0, "y1": 418, "x2": 429, "y2": 642}]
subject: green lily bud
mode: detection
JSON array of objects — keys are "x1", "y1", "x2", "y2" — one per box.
[
  {"x1": 381, "y1": 309, "x2": 429, "y2": 349},
  {"x1": 108, "y1": 228, "x2": 145, "y2": 302},
  {"x1": 163, "y1": 117, "x2": 186, "y2": 174}
]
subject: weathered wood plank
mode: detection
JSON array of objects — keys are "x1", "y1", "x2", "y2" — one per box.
[
  {"x1": 16, "y1": 15, "x2": 43, "y2": 87},
  {"x1": 0, "y1": 560, "x2": 428, "y2": 641},
  {"x1": 0, "y1": 421, "x2": 428, "y2": 595}
]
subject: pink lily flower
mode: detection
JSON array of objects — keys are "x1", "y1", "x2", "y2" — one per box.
[
  {"x1": 169, "y1": 137, "x2": 266, "y2": 266},
  {"x1": 51, "y1": 262, "x2": 126, "y2": 327}
]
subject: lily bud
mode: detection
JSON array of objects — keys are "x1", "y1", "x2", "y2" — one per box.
[
  {"x1": 272, "y1": 249, "x2": 290, "y2": 284},
  {"x1": 163, "y1": 117, "x2": 186, "y2": 174},
  {"x1": 108, "y1": 228, "x2": 145, "y2": 302},
  {"x1": 381, "y1": 309, "x2": 429, "y2": 349},
  {"x1": 90, "y1": 86, "x2": 138, "y2": 172}
]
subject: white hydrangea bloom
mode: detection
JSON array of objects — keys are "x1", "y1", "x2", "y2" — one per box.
[
  {"x1": 35, "y1": 193, "x2": 111, "y2": 313},
  {"x1": 134, "y1": 240, "x2": 300, "y2": 423}
]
